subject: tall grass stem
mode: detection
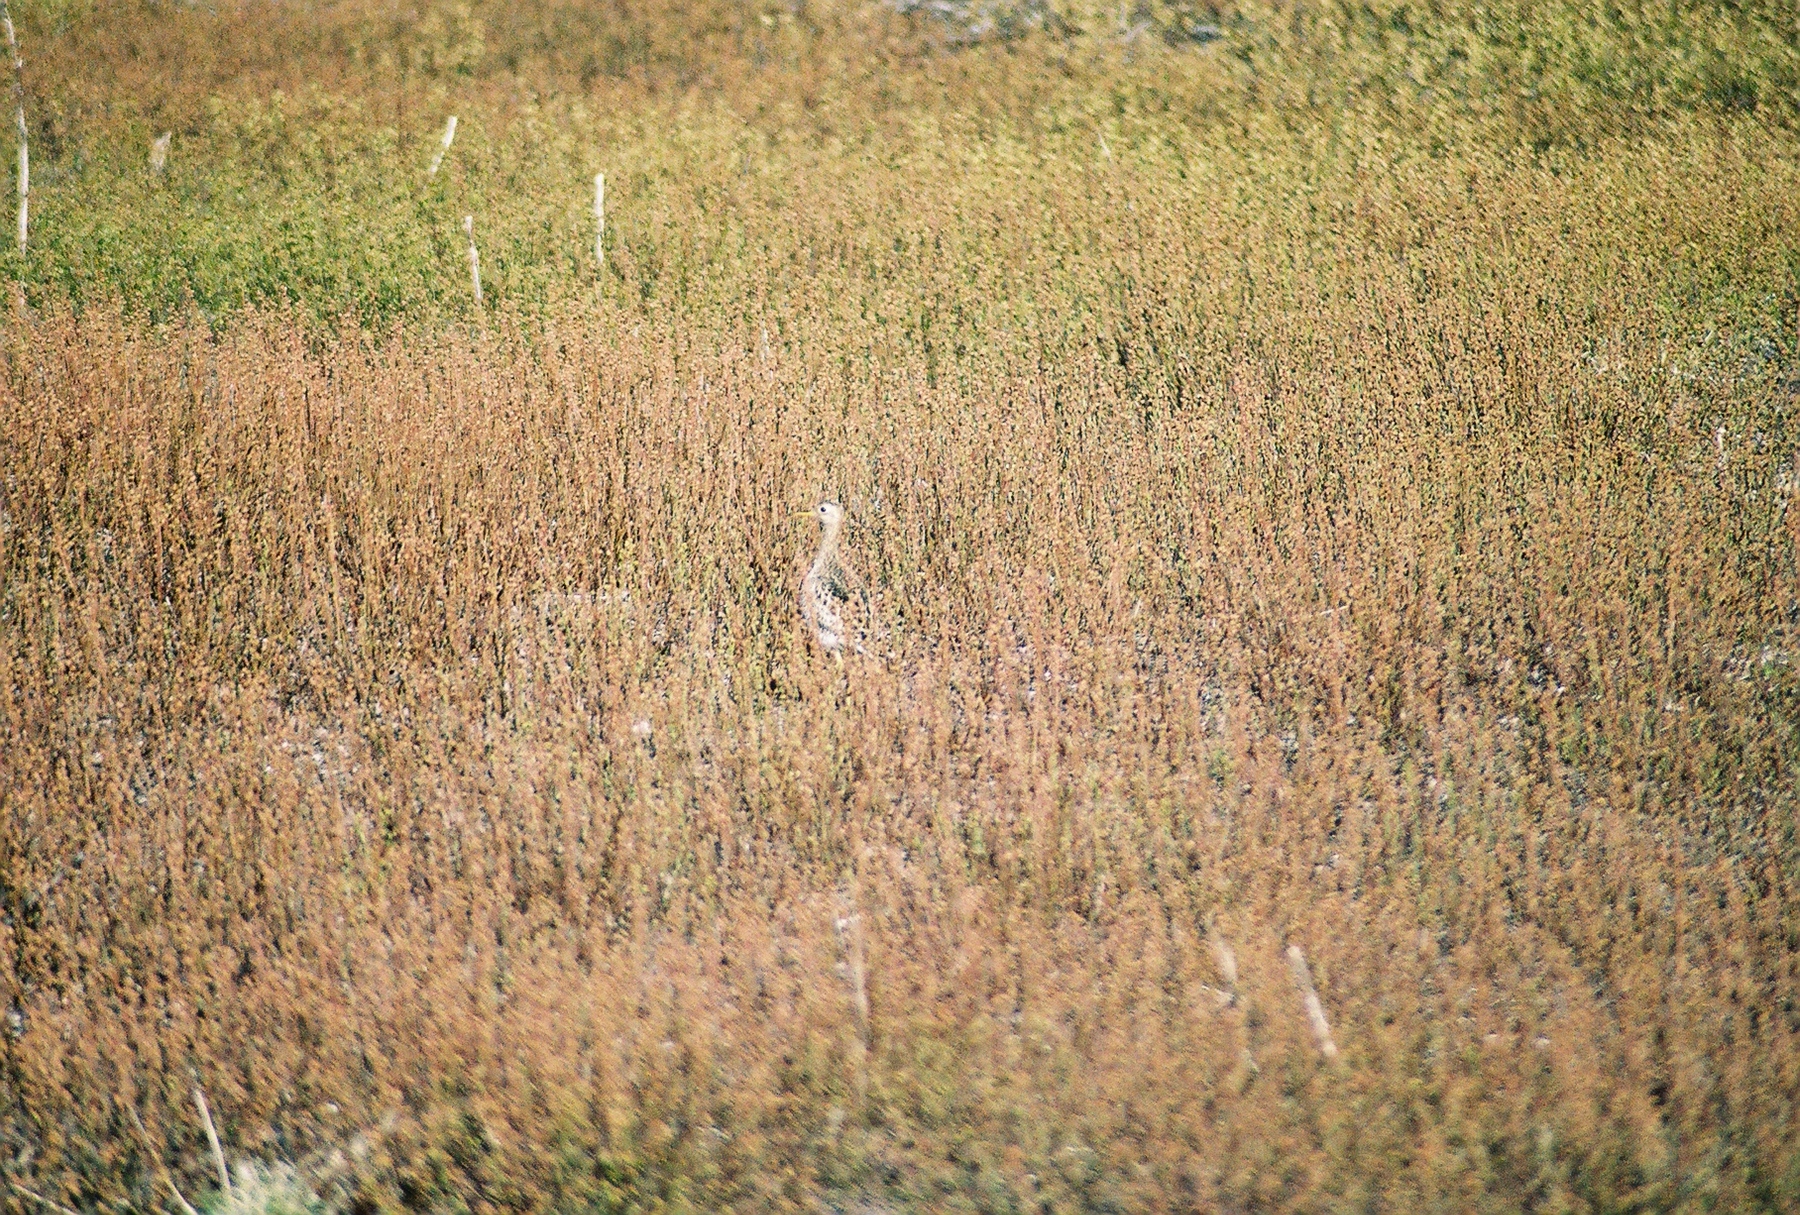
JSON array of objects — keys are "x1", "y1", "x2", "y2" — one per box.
[
  {"x1": 1286, "y1": 946, "x2": 1339, "y2": 1060},
  {"x1": 839, "y1": 912, "x2": 870, "y2": 1101},
  {"x1": 127, "y1": 1106, "x2": 198, "y2": 1215},
  {"x1": 463, "y1": 214, "x2": 483, "y2": 308},
  {"x1": 2, "y1": 1, "x2": 26, "y2": 252},
  {"x1": 428, "y1": 115, "x2": 457, "y2": 178},
  {"x1": 7, "y1": 1178, "x2": 82, "y2": 1215},
  {"x1": 194, "y1": 1088, "x2": 231, "y2": 1197}
]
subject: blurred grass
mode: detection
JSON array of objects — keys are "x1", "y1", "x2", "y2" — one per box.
[
  {"x1": 2, "y1": 0, "x2": 1796, "y2": 329},
  {"x1": 2, "y1": 3, "x2": 1799, "y2": 1214}
]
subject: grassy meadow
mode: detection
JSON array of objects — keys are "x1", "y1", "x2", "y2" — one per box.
[{"x1": 3, "y1": 1, "x2": 1800, "y2": 1211}]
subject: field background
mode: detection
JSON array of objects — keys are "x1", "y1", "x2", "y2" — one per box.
[{"x1": 3, "y1": 1, "x2": 1800, "y2": 1212}]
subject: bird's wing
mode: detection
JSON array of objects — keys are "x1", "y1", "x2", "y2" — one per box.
[
  {"x1": 821, "y1": 559, "x2": 863, "y2": 605},
  {"x1": 827, "y1": 561, "x2": 879, "y2": 651},
  {"x1": 807, "y1": 582, "x2": 845, "y2": 649},
  {"x1": 806, "y1": 558, "x2": 875, "y2": 657}
]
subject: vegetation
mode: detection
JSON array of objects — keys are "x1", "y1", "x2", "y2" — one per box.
[{"x1": 3, "y1": 1, "x2": 1799, "y2": 1212}]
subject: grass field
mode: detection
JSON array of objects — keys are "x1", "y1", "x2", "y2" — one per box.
[{"x1": 3, "y1": 2, "x2": 1800, "y2": 1212}]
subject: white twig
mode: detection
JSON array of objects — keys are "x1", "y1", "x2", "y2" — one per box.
[
  {"x1": 126, "y1": 1106, "x2": 199, "y2": 1215},
  {"x1": 8, "y1": 1179, "x2": 82, "y2": 1215},
  {"x1": 463, "y1": 214, "x2": 483, "y2": 308},
  {"x1": 194, "y1": 1087, "x2": 231, "y2": 1198},
  {"x1": 1205, "y1": 936, "x2": 1238, "y2": 1008},
  {"x1": 428, "y1": 114, "x2": 457, "y2": 177},
  {"x1": 150, "y1": 131, "x2": 171, "y2": 174},
  {"x1": 1211, "y1": 936, "x2": 1238, "y2": 988},
  {"x1": 841, "y1": 914, "x2": 869, "y2": 1033},
  {"x1": 1, "y1": 1, "x2": 26, "y2": 252},
  {"x1": 1286, "y1": 944, "x2": 1339, "y2": 1059},
  {"x1": 593, "y1": 171, "x2": 604, "y2": 271},
  {"x1": 837, "y1": 912, "x2": 869, "y2": 1099}
]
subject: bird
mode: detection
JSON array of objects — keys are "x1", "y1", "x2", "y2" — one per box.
[{"x1": 798, "y1": 501, "x2": 868, "y2": 659}]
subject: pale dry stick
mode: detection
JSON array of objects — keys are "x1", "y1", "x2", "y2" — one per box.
[
  {"x1": 127, "y1": 1105, "x2": 200, "y2": 1215},
  {"x1": 7, "y1": 1178, "x2": 82, "y2": 1215},
  {"x1": 1212, "y1": 936, "x2": 1238, "y2": 986},
  {"x1": 1286, "y1": 944, "x2": 1340, "y2": 1059},
  {"x1": 427, "y1": 114, "x2": 457, "y2": 177},
  {"x1": 1201, "y1": 935, "x2": 1238, "y2": 1008},
  {"x1": 463, "y1": 214, "x2": 483, "y2": 308},
  {"x1": 841, "y1": 914, "x2": 870, "y2": 1033},
  {"x1": 593, "y1": 171, "x2": 604, "y2": 270},
  {"x1": 1204, "y1": 932, "x2": 1257, "y2": 1076},
  {"x1": 1, "y1": 0, "x2": 26, "y2": 252},
  {"x1": 837, "y1": 912, "x2": 870, "y2": 1100},
  {"x1": 150, "y1": 131, "x2": 172, "y2": 175},
  {"x1": 194, "y1": 1087, "x2": 231, "y2": 1198}
]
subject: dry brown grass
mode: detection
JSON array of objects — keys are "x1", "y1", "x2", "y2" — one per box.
[{"x1": 3, "y1": 3, "x2": 1800, "y2": 1213}]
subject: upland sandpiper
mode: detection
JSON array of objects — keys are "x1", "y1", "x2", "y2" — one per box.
[{"x1": 799, "y1": 501, "x2": 867, "y2": 658}]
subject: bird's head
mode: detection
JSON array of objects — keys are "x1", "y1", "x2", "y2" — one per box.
[{"x1": 809, "y1": 501, "x2": 844, "y2": 530}]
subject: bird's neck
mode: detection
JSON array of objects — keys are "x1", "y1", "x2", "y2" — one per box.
[{"x1": 813, "y1": 519, "x2": 842, "y2": 567}]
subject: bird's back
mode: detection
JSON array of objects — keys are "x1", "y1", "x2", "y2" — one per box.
[{"x1": 801, "y1": 554, "x2": 851, "y2": 652}]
